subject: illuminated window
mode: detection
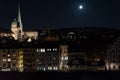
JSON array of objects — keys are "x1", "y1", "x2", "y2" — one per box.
[
  {"x1": 53, "y1": 67, "x2": 56, "y2": 70},
  {"x1": 37, "y1": 67, "x2": 39, "y2": 70},
  {"x1": 2, "y1": 68, "x2": 11, "y2": 71},
  {"x1": 43, "y1": 68, "x2": 46, "y2": 71},
  {"x1": 36, "y1": 59, "x2": 39, "y2": 62},
  {"x1": 36, "y1": 49, "x2": 39, "y2": 52},
  {"x1": 53, "y1": 48, "x2": 57, "y2": 51},
  {"x1": 53, "y1": 67, "x2": 58, "y2": 70},
  {"x1": 49, "y1": 67, "x2": 52, "y2": 70},
  {"x1": 62, "y1": 56, "x2": 68, "y2": 60},
  {"x1": 13, "y1": 54, "x2": 16, "y2": 57},
  {"x1": 41, "y1": 49, "x2": 45, "y2": 52},
  {"x1": 48, "y1": 67, "x2": 49, "y2": 69},
  {"x1": 62, "y1": 57, "x2": 64, "y2": 60},
  {"x1": 53, "y1": 57, "x2": 56, "y2": 60},
  {"x1": 48, "y1": 67, "x2": 52, "y2": 70},
  {"x1": 27, "y1": 38, "x2": 32, "y2": 42},
  {"x1": 8, "y1": 58, "x2": 11, "y2": 62},
  {"x1": 47, "y1": 49, "x2": 51, "y2": 51},
  {"x1": 7, "y1": 54, "x2": 10, "y2": 57},
  {"x1": 65, "y1": 57, "x2": 68, "y2": 60},
  {"x1": 56, "y1": 67, "x2": 58, "y2": 70},
  {"x1": 37, "y1": 49, "x2": 46, "y2": 52},
  {"x1": 3, "y1": 59, "x2": 6, "y2": 62}
]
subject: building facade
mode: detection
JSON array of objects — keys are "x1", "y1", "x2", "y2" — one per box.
[
  {"x1": 11, "y1": 3, "x2": 38, "y2": 42},
  {"x1": 59, "y1": 45, "x2": 69, "y2": 71},
  {"x1": 106, "y1": 37, "x2": 120, "y2": 71},
  {"x1": 0, "y1": 49, "x2": 23, "y2": 72},
  {"x1": 23, "y1": 48, "x2": 36, "y2": 71},
  {"x1": 35, "y1": 43, "x2": 60, "y2": 71}
]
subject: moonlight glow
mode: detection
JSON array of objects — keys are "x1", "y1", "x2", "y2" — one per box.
[{"x1": 79, "y1": 5, "x2": 83, "y2": 9}]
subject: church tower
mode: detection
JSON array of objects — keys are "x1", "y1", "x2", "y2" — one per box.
[{"x1": 11, "y1": 1, "x2": 23, "y2": 41}]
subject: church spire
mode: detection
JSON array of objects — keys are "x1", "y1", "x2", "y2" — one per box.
[
  {"x1": 17, "y1": 0, "x2": 23, "y2": 41},
  {"x1": 18, "y1": 1, "x2": 23, "y2": 28}
]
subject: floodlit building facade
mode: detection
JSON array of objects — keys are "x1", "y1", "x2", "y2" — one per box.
[
  {"x1": 10, "y1": 3, "x2": 38, "y2": 42},
  {"x1": 0, "y1": 49, "x2": 23, "y2": 72},
  {"x1": 59, "y1": 45, "x2": 69, "y2": 71}
]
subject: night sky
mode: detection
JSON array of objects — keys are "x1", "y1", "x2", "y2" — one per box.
[{"x1": 0, "y1": 0, "x2": 120, "y2": 29}]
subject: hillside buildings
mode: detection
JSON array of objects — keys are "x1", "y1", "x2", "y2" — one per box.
[{"x1": 0, "y1": 2, "x2": 120, "y2": 72}]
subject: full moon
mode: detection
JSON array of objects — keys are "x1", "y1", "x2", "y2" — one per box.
[{"x1": 79, "y1": 5, "x2": 83, "y2": 9}]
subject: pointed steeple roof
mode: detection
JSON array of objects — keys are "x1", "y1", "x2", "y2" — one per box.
[{"x1": 17, "y1": 1, "x2": 23, "y2": 28}]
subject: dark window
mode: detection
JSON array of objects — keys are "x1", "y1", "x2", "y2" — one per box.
[
  {"x1": 113, "y1": 60, "x2": 115, "y2": 63},
  {"x1": 2, "y1": 50, "x2": 6, "y2": 53},
  {"x1": 118, "y1": 49, "x2": 120, "y2": 52},
  {"x1": 113, "y1": 66, "x2": 116, "y2": 69},
  {"x1": 112, "y1": 49, "x2": 115, "y2": 53},
  {"x1": 2, "y1": 54, "x2": 6, "y2": 57},
  {"x1": 12, "y1": 50, "x2": 15, "y2": 53}
]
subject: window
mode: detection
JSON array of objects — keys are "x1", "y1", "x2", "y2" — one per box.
[
  {"x1": 37, "y1": 48, "x2": 45, "y2": 52},
  {"x1": 61, "y1": 56, "x2": 68, "y2": 60},
  {"x1": 2, "y1": 54, "x2": 6, "y2": 57},
  {"x1": 113, "y1": 66, "x2": 116, "y2": 69},
  {"x1": 62, "y1": 57, "x2": 64, "y2": 60},
  {"x1": 43, "y1": 68, "x2": 46, "y2": 71},
  {"x1": 55, "y1": 67, "x2": 58, "y2": 70},
  {"x1": 112, "y1": 49, "x2": 116, "y2": 53},
  {"x1": 3, "y1": 59, "x2": 6, "y2": 62},
  {"x1": 7, "y1": 54, "x2": 10, "y2": 57},
  {"x1": 118, "y1": 49, "x2": 120, "y2": 53},
  {"x1": 36, "y1": 49, "x2": 40, "y2": 52},
  {"x1": 48, "y1": 67, "x2": 52, "y2": 70},
  {"x1": 40, "y1": 49, "x2": 45, "y2": 52},
  {"x1": 53, "y1": 57, "x2": 56, "y2": 60},
  {"x1": 53, "y1": 48, "x2": 57, "y2": 51},
  {"x1": 12, "y1": 50, "x2": 15, "y2": 53},
  {"x1": 8, "y1": 58, "x2": 11, "y2": 62},
  {"x1": 73, "y1": 60, "x2": 79, "y2": 65},
  {"x1": 53, "y1": 67, "x2": 58, "y2": 70},
  {"x1": 65, "y1": 56, "x2": 68, "y2": 60},
  {"x1": 53, "y1": 67, "x2": 56, "y2": 70},
  {"x1": 2, "y1": 50, "x2": 6, "y2": 53},
  {"x1": 47, "y1": 49, "x2": 51, "y2": 51},
  {"x1": 13, "y1": 54, "x2": 16, "y2": 57}
]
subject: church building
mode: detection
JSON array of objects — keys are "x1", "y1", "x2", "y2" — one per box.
[{"x1": 11, "y1": 3, "x2": 38, "y2": 42}]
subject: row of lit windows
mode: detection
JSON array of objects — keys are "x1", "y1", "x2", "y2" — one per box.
[
  {"x1": 2, "y1": 68, "x2": 11, "y2": 71},
  {"x1": 36, "y1": 48, "x2": 58, "y2": 53},
  {"x1": 61, "y1": 56, "x2": 68, "y2": 60},
  {"x1": 37, "y1": 66, "x2": 58, "y2": 71},
  {"x1": 3, "y1": 58, "x2": 11, "y2": 62},
  {"x1": 48, "y1": 67, "x2": 58, "y2": 70}
]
